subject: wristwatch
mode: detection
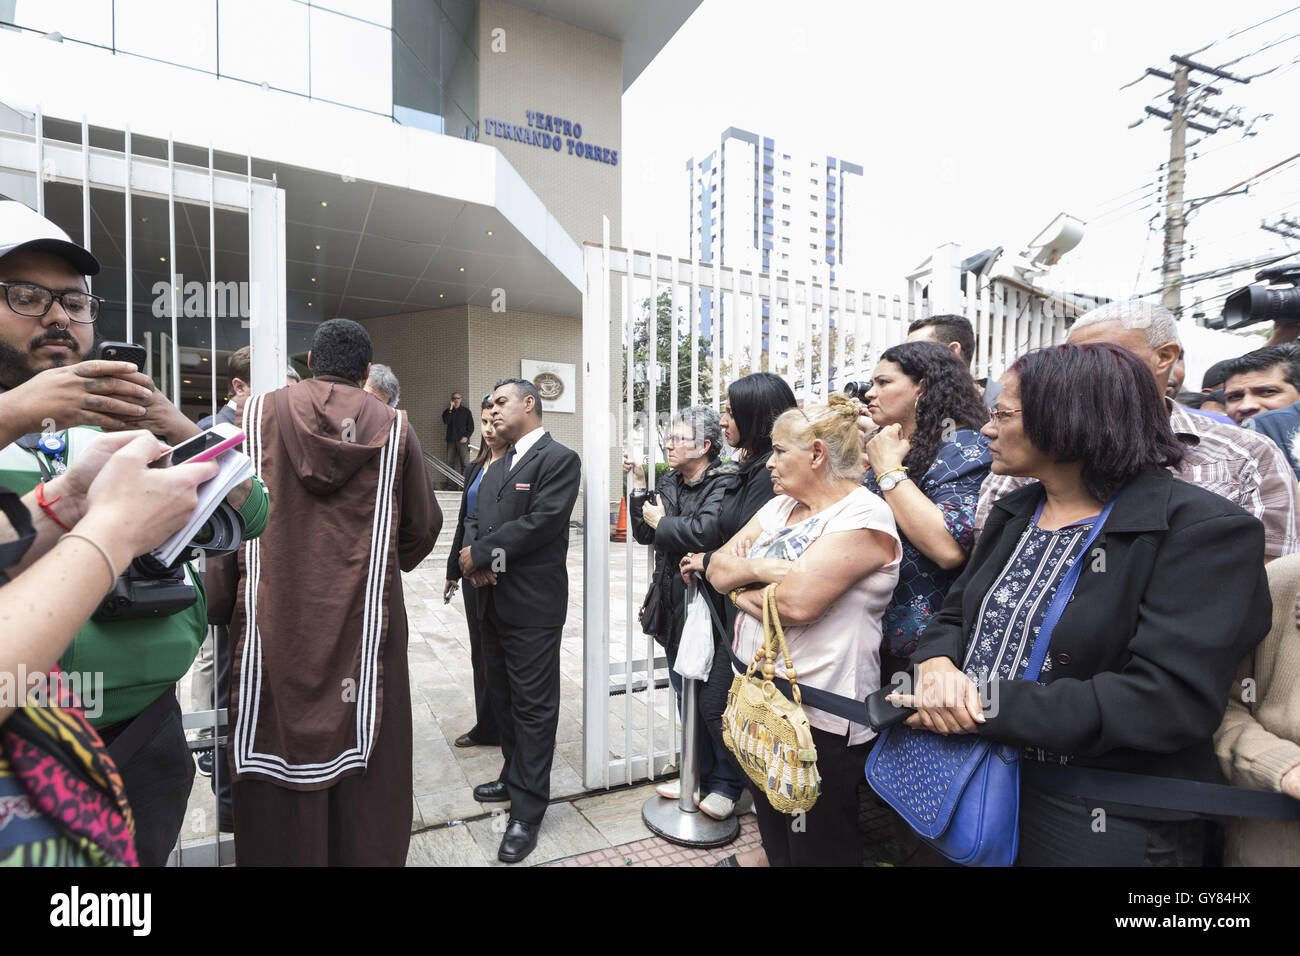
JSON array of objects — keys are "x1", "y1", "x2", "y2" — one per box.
[{"x1": 878, "y1": 468, "x2": 910, "y2": 492}]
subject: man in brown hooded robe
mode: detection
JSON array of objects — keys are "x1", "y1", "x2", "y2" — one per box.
[{"x1": 227, "y1": 319, "x2": 440, "y2": 865}]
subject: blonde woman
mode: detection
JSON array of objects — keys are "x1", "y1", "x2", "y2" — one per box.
[{"x1": 705, "y1": 394, "x2": 901, "y2": 866}]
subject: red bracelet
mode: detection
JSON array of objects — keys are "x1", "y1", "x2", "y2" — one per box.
[{"x1": 35, "y1": 482, "x2": 73, "y2": 532}]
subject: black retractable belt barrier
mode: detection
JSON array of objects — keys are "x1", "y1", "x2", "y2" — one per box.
[{"x1": 706, "y1": 589, "x2": 1300, "y2": 821}]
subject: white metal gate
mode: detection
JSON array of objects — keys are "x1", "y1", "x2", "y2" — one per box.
[{"x1": 580, "y1": 227, "x2": 1073, "y2": 790}]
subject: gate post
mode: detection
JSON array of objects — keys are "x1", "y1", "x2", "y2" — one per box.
[{"x1": 581, "y1": 225, "x2": 612, "y2": 789}]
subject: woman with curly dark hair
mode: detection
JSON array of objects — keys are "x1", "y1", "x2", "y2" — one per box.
[{"x1": 860, "y1": 341, "x2": 991, "y2": 678}]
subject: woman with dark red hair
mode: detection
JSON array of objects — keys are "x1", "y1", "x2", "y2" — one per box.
[{"x1": 891, "y1": 342, "x2": 1272, "y2": 866}]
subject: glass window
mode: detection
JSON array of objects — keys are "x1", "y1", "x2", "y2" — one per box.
[
  {"x1": 310, "y1": 6, "x2": 391, "y2": 114},
  {"x1": 441, "y1": 11, "x2": 477, "y2": 127},
  {"x1": 438, "y1": 0, "x2": 476, "y2": 45},
  {"x1": 446, "y1": 101, "x2": 477, "y2": 142},
  {"x1": 311, "y1": 0, "x2": 390, "y2": 28},
  {"x1": 9, "y1": 0, "x2": 113, "y2": 47},
  {"x1": 219, "y1": 0, "x2": 309, "y2": 95},
  {"x1": 393, "y1": 0, "x2": 451, "y2": 128},
  {"x1": 115, "y1": 0, "x2": 217, "y2": 73},
  {"x1": 394, "y1": 31, "x2": 442, "y2": 119}
]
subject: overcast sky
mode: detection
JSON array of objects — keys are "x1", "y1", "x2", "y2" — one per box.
[{"x1": 623, "y1": 0, "x2": 1300, "y2": 318}]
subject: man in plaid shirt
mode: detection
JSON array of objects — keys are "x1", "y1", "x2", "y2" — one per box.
[{"x1": 975, "y1": 302, "x2": 1300, "y2": 560}]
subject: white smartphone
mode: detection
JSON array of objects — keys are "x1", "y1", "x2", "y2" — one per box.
[{"x1": 149, "y1": 422, "x2": 244, "y2": 469}]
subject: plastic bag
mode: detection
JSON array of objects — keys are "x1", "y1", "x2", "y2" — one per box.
[{"x1": 673, "y1": 584, "x2": 715, "y2": 681}]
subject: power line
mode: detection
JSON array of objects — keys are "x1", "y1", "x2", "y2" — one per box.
[
  {"x1": 1092, "y1": 188, "x2": 1164, "y2": 225},
  {"x1": 1185, "y1": 5, "x2": 1300, "y2": 59},
  {"x1": 1227, "y1": 5, "x2": 1300, "y2": 40},
  {"x1": 1220, "y1": 30, "x2": 1300, "y2": 76},
  {"x1": 1187, "y1": 150, "x2": 1300, "y2": 213},
  {"x1": 1141, "y1": 250, "x2": 1298, "y2": 297}
]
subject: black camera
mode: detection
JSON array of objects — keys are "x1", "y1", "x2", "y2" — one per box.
[
  {"x1": 843, "y1": 381, "x2": 872, "y2": 401},
  {"x1": 1210, "y1": 264, "x2": 1300, "y2": 331},
  {"x1": 92, "y1": 501, "x2": 246, "y2": 621}
]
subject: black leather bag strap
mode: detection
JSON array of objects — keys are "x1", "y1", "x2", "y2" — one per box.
[
  {"x1": 1023, "y1": 760, "x2": 1300, "y2": 822},
  {"x1": 700, "y1": 585, "x2": 870, "y2": 725}
]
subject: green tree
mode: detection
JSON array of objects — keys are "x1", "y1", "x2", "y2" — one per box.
[
  {"x1": 622, "y1": 289, "x2": 716, "y2": 412},
  {"x1": 793, "y1": 325, "x2": 856, "y2": 393}
]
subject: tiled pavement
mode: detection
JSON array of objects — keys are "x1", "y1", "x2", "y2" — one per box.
[
  {"x1": 545, "y1": 806, "x2": 762, "y2": 867},
  {"x1": 178, "y1": 491, "x2": 689, "y2": 863},
  {"x1": 175, "y1": 493, "x2": 905, "y2": 866}
]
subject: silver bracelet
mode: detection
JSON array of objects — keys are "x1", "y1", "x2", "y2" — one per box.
[{"x1": 60, "y1": 532, "x2": 120, "y2": 589}]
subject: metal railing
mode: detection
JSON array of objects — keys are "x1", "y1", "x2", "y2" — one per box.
[{"x1": 424, "y1": 453, "x2": 466, "y2": 489}]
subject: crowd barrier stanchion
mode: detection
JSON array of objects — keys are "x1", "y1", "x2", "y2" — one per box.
[{"x1": 640, "y1": 675, "x2": 738, "y2": 847}]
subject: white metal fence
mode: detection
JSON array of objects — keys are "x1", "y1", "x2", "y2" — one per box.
[{"x1": 580, "y1": 229, "x2": 1078, "y2": 790}]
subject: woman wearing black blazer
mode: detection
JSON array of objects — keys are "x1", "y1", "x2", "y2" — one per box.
[
  {"x1": 894, "y1": 343, "x2": 1271, "y2": 866},
  {"x1": 444, "y1": 398, "x2": 507, "y2": 748},
  {"x1": 679, "y1": 372, "x2": 797, "y2": 634},
  {"x1": 678, "y1": 372, "x2": 796, "y2": 866}
]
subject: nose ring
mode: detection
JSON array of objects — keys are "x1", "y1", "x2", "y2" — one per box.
[{"x1": 53, "y1": 321, "x2": 67, "y2": 332}]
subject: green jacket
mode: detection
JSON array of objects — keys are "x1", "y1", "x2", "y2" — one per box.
[{"x1": 0, "y1": 428, "x2": 269, "y2": 727}]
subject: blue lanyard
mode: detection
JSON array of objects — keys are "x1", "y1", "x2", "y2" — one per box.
[{"x1": 1021, "y1": 494, "x2": 1118, "y2": 682}]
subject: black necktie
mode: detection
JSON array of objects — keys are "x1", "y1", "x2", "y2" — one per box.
[{"x1": 504, "y1": 444, "x2": 517, "y2": 473}]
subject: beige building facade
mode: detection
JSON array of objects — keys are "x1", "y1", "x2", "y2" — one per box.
[
  {"x1": 363, "y1": 0, "x2": 630, "y2": 475},
  {"x1": 0, "y1": 0, "x2": 699, "y2": 501}
]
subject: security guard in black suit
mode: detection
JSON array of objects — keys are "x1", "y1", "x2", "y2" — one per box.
[{"x1": 460, "y1": 377, "x2": 581, "y2": 864}]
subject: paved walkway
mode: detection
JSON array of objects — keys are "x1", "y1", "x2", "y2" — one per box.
[
  {"x1": 405, "y1": 781, "x2": 759, "y2": 867},
  {"x1": 178, "y1": 491, "x2": 690, "y2": 863}
]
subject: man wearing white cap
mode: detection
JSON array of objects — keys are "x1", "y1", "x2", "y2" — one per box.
[
  {"x1": 0, "y1": 201, "x2": 155, "y2": 442},
  {"x1": 0, "y1": 200, "x2": 270, "y2": 864}
]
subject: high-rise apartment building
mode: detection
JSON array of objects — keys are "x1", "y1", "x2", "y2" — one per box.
[{"x1": 686, "y1": 127, "x2": 864, "y2": 375}]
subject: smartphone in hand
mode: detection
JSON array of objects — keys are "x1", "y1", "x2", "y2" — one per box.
[
  {"x1": 98, "y1": 341, "x2": 147, "y2": 372},
  {"x1": 149, "y1": 422, "x2": 244, "y2": 468}
]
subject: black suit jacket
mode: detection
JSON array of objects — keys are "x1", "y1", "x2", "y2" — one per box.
[
  {"x1": 914, "y1": 465, "x2": 1271, "y2": 783},
  {"x1": 446, "y1": 458, "x2": 486, "y2": 582},
  {"x1": 463, "y1": 432, "x2": 582, "y2": 627}
]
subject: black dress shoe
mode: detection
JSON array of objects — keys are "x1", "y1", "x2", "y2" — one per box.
[
  {"x1": 473, "y1": 780, "x2": 510, "y2": 802},
  {"x1": 454, "y1": 733, "x2": 480, "y2": 748},
  {"x1": 498, "y1": 819, "x2": 539, "y2": 864}
]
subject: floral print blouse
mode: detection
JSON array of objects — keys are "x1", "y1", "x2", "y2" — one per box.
[
  {"x1": 961, "y1": 516, "x2": 1096, "y2": 683},
  {"x1": 863, "y1": 428, "x2": 992, "y2": 657}
]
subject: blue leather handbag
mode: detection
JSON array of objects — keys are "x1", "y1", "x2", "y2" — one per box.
[{"x1": 865, "y1": 496, "x2": 1116, "y2": 867}]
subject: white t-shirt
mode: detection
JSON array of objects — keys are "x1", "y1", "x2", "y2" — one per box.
[{"x1": 733, "y1": 486, "x2": 901, "y2": 745}]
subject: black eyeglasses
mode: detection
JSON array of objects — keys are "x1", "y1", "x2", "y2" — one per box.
[{"x1": 0, "y1": 280, "x2": 102, "y2": 324}]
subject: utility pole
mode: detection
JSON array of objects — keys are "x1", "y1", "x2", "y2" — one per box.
[
  {"x1": 1129, "y1": 55, "x2": 1248, "y2": 316},
  {"x1": 1160, "y1": 63, "x2": 1189, "y2": 314},
  {"x1": 1261, "y1": 215, "x2": 1300, "y2": 242}
]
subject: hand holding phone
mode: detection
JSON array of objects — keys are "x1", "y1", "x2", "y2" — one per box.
[
  {"x1": 98, "y1": 341, "x2": 147, "y2": 372},
  {"x1": 149, "y1": 422, "x2": 244, "y2": 469}
]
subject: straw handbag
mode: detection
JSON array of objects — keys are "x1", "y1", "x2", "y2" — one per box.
[{"x1": 722, "y1": 583, "x2": 820, "y2": 813}]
